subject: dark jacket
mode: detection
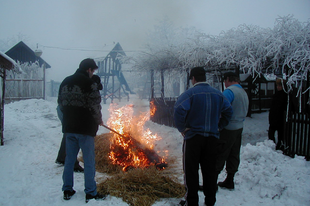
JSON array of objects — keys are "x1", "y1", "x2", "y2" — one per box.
[
  {"x1": 269, "y1": 90, "x2": 287, "y2": 128},
  {"x1": 58, "y1": 69, "x2": 102, "y2": 136},
  {"x1": 174, "y1": 82, "x2": 233, "y2": 140}
]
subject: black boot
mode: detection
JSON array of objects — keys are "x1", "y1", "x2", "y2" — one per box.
[
  {"x1": 218, "y1": 173, "x2": 235, "y2": 190},
  {"x1": 74, "y1": 164, "x2": 84, "y2": 173}
]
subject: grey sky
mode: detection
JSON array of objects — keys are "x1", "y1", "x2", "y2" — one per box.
[{"x1": 1, "y1": 0, "x2": 309, "y2": 81}]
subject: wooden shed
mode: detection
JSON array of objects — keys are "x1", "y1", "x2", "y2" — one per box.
[
  {"x1": 5, "y1": 41, "x2": 51, "y2": 102},
  {"x1": 0, "y1": 51, "x2": 18, "y2": 145}
]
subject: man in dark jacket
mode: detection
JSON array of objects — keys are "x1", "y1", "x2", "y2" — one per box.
[
  {"x1": 174, "y1": 67, "x2": 233, "y2": 206},
  {"x1": 58, "y1": 58, "x2": 105, "y2": 203},
  {"x1": 55, "y1": 74, "x2": 103, "y2": 172},
  {"x1": 268, "y1": 78, "x2": 288, "y2": 150}
]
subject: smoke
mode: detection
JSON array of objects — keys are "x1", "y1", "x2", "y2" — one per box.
[{"x1": 70, "y1": 1, "x2": 194, "y2": 51}]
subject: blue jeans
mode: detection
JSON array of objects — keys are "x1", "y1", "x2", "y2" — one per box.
[{"x1": 62, "y1": 133, "x2": 97, "y2": 196}]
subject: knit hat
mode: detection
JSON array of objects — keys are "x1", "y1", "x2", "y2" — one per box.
[
  {"x1": 223, "y1": 72, "x2": 238, "y2": 80},
  {"x1": 79, "y1": 58, "x2": 98, "y2": 70},
  {"x1": 189, "y1": 67, "x2": 206, "y2": 79}
]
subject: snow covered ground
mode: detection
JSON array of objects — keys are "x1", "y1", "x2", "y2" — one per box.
[{"x1": 0, "y1": 96, "x2": 309, "y2": 206}]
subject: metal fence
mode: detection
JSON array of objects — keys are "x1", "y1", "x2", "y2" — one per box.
[{"x1": 284, "y1": 112, "x2": 310, "y2": 160}]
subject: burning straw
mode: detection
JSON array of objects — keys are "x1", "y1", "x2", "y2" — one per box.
[
  {"x1": 97, "y1": 167, "x2": 186, "y2": 206},
  {"x1": 93, "y1": 104, "x2": 185, "y2": 205},
  {"x1": 94, "y1": 132, "x2": 168, "y2": 173},
  {"x1": 94, "y1": 133, "x2": 122, "y2": 173},
  {"x1": 95, "y1": 104, "x2": 168, "y2": 173},
  {"x1": 94, "y1": 133, "x2": 184, "y2": 205}
]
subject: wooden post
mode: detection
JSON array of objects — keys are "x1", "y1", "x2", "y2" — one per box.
[
  {"x1": 1, "y1": 69, "x2": 6, "y2": 145},
  {"x1": 161, "y1": 69, "x2": 164, "y2": 98},
  {"x1": 186, "y1": 68, "x2": 190, "y2": 90},
  {"x1": 43, "y1": 63, "x2": 46, "y2": 100},
  {"x1": 103, "y1": 59, "x2": 108, "y2": 104},
  {"x1": 151, "y1": 69, "x2": 154, "y2": 99}
]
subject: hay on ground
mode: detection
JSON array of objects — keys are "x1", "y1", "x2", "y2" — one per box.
[
  {"x1": 94, "y1": 133, "x2": 123, "y2": 174},
  {"x1": 97, "y1": 167, "x2": 186, "y2": 206}
]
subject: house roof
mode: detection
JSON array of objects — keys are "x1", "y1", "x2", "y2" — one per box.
[
  {"x1": 5, "y1": 41, "x2": 51, "y2": 68},
  {"x1": 0, "y1": 51, "x2": 17, "y2": 70}
]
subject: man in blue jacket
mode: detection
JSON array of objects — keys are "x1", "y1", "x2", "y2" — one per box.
[{"x1": 174, "y1": 67, "x2": 233, "y2": 206}]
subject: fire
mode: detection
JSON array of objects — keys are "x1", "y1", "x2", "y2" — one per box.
[
  {"x1": 149, "y1": 100, "x2": 156, "y2": 117},
  {"x1": 107, "y1": 103, "x2": 167, "y2": 171}
]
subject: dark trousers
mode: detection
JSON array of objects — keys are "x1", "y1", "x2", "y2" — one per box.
[
  {"x1": 183, "y1": 135, "x2": 218, "y2": 206},
  {"x1": 268, "y1": 125, "x2": 284, "y2": 149},
  {"x1": 56, "y1": 133, "x2": 80, "y2": 168},
  {"x1": 216, "y1": 128, "x2": 242, "y2": 174}
]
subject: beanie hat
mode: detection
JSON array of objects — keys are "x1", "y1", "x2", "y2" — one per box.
[
  {"x1": 79, "y1": 58, "x2": 98, "y2": 70},
  {"x1": 223, "y1": 72, "x2": 238, "y2": 80},
  {"x1": 189, "y1": 67, "x2": 206, "y2": 79}
]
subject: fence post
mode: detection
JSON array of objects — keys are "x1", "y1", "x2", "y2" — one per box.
[{"x1": 0, "y1": 69, "x2": 6, "y2": 145}]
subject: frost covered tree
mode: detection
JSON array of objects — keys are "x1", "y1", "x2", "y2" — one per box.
[
  {"x1": 266, "y1": 16, "x2": 310, "y2": 94},
  {"x1": 133, "y1": 15, "x2": 309, "y2": 106}
]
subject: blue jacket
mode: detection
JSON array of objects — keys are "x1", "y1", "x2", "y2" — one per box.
[{"x1": 174, "y1": 82, "x2": 233, "y2": 140}]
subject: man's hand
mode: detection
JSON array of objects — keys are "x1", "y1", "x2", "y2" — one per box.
[
  {"x1": 99, "y1": 120, "x2": 104, "y2": 126},
  {"x1": 181, "y1": 128, "x2": 190, "y2": 137}
]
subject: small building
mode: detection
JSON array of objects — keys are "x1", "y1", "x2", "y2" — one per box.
[
  {"x1": 5, "y1": 41, "x2": 51, "y2": 102},
  {"x1": 0, "y1": 51, "x2": 18, "y2": 145}
]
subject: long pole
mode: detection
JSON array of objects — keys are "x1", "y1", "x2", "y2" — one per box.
[{"x1": 100, "y1": 124, "x2": 127, "y2": 139}]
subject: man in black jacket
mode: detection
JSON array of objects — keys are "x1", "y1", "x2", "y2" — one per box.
[
  {"x1": 58, "y1": 58, "x2": 105, "y2": 203},
  {"x1": 55, "y1": 74, "x2": 103, "y2": 172},
  {"x1": 268, "y1": 78, "x2": 288, "y2": 150}
]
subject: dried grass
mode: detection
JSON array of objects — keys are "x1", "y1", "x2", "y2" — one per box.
[
  {"x1": 94, "y1": 133, "x2": 185, "y2": 205},
  {"x1": 94, "y1": 133, "x2": 123, "y2": 174},
  {"x1": 97, "y1": 167, "x2": 185, "y2": 206}
]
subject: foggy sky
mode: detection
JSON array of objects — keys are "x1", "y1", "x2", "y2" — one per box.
[{"x1": 1, "y1": 0, "x2": 310, "y2": 82}]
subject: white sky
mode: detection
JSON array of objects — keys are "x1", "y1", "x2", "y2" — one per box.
[{"x1": 1, "y1": 0, "x2": 310, "y2": 81}]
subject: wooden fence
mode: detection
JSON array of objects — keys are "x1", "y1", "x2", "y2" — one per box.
[
  {"x1": 150, "y1": 97, "x2": 310, "y2": 160},
  {"x1": 284, "y1": 112, "x2": 310, "y2": 160},
  {"x1": 46, "y1": 80, "x2": 60, "y2": 97},
  {"x1": 150, "y1": 97, "x2": 176, "y2": 127},
  {"x1": 5, "y1": 79, "x2": 43, "y2": 103}
]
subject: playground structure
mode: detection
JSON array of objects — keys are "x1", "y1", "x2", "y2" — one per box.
[{"x1": 97, "y1": 43, "x2": 134, "y2": 104}]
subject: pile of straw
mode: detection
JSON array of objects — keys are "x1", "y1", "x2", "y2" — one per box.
[
  {"x1": 94, "y1": 133, "x2": 185, "y2": 205},
  {"x1": 97, "y1": 167, "x2": 185, "y2": 206},
  {"x1": 94, "y1": 133, "x2": 123, "y2": 173}
]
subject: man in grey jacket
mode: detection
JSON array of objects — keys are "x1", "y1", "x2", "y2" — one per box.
[{"x1": 216, "y1": 72, "x2": 249, "y2": 190}]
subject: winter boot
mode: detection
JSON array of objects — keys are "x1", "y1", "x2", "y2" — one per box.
[
  {"x1": 63, "y1": 190, "x2": 76, "y2": 200},
  {"x1": 218, "y1": 173, "x2": 235, "y2": 190},
  {"x1": 85, "y1": 193, "x2": 106, "y2": 203},
  {"x1": 74, "y1": 164, "x2": 84, "y2": 173}
]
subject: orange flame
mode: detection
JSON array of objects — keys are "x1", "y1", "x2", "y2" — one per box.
[
  {"x1": 149, "y1": 100, "x2": 156, "y2": 117},
  {"x1": 107, "y1": 103, "x2": 167, "y2": 171}
]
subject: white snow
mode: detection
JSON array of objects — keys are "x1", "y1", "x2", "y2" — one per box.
[{"x1": 0, "y1": 96, "x2": 309, "y2": 206}]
